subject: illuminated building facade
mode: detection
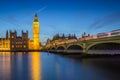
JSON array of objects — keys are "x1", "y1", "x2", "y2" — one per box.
[
  {"x1": 28, "y1": 39, "x2": 34, "y2": 50},
  {"x1": 0, "y1": 38, "x2": 10, "y2": 51},
  {"x1": 10, "y1": 30, "x2": 28, "y2": 51},
  {"x1": 0, "y1": 31, "x2": 10, "y2": 51},
  {"x1": 0, "y1": 14, "x2": 41, "y2": 51}
]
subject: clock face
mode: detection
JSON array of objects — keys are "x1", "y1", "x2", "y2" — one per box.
[
  {"x1": 33, "y1": 22, "x2": 40, "y2": 32},
  {"x1": 33, "y1": 22, "x2": 40, "y2": 26},
  {"x1": 33, "y1": 24, "x2": 40, "y2": 28}
]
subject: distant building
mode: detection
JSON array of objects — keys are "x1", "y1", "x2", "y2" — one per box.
[
  {"x1": 52, "y1": 33, "x2": 77, "y2": 41},
  {"x1": 45, "y1": 34, "x2": 77, "y2": 48},
  {"x1": 0, "y1": 31, "x2": 10, "y2": 51},
  {"x1": 10, "y1": 30, "x2": 28, "y2": 51},
  {"x1": 0, "y1": 38, "x2": 10, "y2": 51}
]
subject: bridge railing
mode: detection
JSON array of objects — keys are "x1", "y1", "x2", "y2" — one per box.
[
  {"x1": 66, "y1": 50, "x2": 83, "y2": 53},
  {"x1": 49, "y1": 50, "x2": 83, "y2": 53},
  {"x1": 88, "y1": 50, "x2": 120, "y2": 54}
]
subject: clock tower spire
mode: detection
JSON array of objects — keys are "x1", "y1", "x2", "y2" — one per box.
[
  {"x1": 32, "y1": 13, "x2": 40, "y2": 50},
  {"x1": 34, "y1": 13, "x2": 38, "y2": 22}
]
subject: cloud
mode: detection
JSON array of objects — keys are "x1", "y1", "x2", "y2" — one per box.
[
  {"x1": 36, "y1": 6, "x2": 47, "y2": 13},
  {"x1": 22, "y1": 6, "x2": 47, "y2": 21},
  {"x1": 0, "y1": 16, "x2": 21, "y2": 28},
  {"x1": 89, "y1": 12, "x2": 120, "y2": 31}
]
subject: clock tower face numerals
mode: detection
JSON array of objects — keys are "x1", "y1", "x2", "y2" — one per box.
[
  {"x1": 33, "y1": 22, "x2": 39, "y2": 27},
  {"x1": 33, "y1": 22, "x2": 39, "y2": 33}
]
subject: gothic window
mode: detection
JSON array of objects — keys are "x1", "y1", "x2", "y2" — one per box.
[
  {"x1": 12, "y1": 36, "x2": 14, "y2": 38},
  {"x1": 24, "y1": 45, "x2": 26, "y2": 48},
  {"x1": 12, "y1": 45, "x2": 14, "y2": 48}
]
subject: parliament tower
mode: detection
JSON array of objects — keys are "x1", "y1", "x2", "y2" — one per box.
[{"x1": 33, "y1": 14, "x2": 40, "y2": 50}]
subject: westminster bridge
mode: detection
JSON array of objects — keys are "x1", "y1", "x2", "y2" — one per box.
[{"x1": 45, "y1": 35, "x2": 120, "y2": 54}]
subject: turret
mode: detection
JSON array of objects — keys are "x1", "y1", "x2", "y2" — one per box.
[{"x1": 6, "y1": 30, "x2": 9, "y2": 39}]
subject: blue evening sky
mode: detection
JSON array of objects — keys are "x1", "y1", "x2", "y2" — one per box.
[{"x1": 0, "y1": 0, "x2": 120, "y2": 44}]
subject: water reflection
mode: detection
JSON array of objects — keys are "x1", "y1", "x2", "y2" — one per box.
[
  {"x1": 55, "y1": 62, "x2": 61, "y2": 80},
  {"x1": 0, "y1": 52, "x2": 119, "y2": 80},
  {"x1": 29, "y1": 52, "x2": 41, "y2": 80},
  {"x1": 0, "y1": 52, "x2": 11, "y2": 80},
  {"x1": 82, "y1": 58, "x2": 120, "y2": 80},
  {"x1": 0, "y1": 52, "x2": 42, "y2": 80}
]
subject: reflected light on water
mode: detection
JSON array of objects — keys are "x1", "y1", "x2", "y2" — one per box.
[
  {"x1": 0, "y1": 52, "x2": 120, "y2": 80},
  {"x1": 30, "y1": 52, "x2": 41, "y2": 80},
  {"x1": 0, "y1": 52, "x2": 11, "y2": 80}
]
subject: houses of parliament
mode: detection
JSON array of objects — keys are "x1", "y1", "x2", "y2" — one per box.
[{"x1": 0, "y1": 14, "x2": 41, "y2": 51}]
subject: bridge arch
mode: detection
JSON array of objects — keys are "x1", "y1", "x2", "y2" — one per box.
[
  {"x1": 50, "y1": 47, "x2": 56, "y2": 50},
  {"x1": 67, "y1": 44, "x2": 83, "y2": 49},
  {"x1": 56, "y1": 46, "x2": 65, "y2": 50},
  {"x1": 87, "y1": 42, "x2": 120, "y2": 52},
  {"x1": 67, "y1": 45, "x2": 83, "y2": 50},
  {"x1": 47, "y1": 48, "x2": 50, "y2": 51},
  {"x1": 66, "y1": 44, "x2": 83, "y2": 53}
]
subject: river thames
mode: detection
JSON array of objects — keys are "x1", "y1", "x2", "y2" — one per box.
[{"x1": 0, "y1": 52, "x2": 120, "y2": 80}]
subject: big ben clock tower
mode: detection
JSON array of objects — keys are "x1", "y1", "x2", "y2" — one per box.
[{"x1": 33, "y1": 14, "x2": 40, "y2": 50}]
